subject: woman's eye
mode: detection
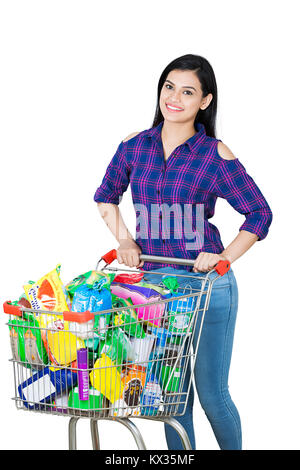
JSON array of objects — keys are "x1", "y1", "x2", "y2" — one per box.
[{"x1": 165, "y1": 84, "x2": 192, "y2": 95}]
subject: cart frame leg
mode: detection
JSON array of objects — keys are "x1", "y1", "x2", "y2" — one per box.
[
  {"x1": 114, "y1": 418, "x2": 147, "y2": 450},
  {"x1": 90, "y1": 419, "x2": 100, "y2": 450},
  {"x1": 149, "y1": 417, "x2": 192, "y2": 450},
  {"x1": 68, "y1": 417, "x2": 79, "y2": 450}
]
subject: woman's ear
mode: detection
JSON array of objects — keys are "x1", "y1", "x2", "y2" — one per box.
[{"x1": 200, "y1": 93, "x2": 213, "y2": 110}]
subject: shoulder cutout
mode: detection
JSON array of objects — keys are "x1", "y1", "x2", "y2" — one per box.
[
  {"x1": 122, "y1": 131, "x2": 140, "y2": 142},
  {"x1": 217, "y1": 141, "x2": 237, "y2": 160}
]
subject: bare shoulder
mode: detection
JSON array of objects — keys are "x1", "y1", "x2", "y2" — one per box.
[
  {"x1": 217, "y1": 141, "x2": 237, "y2": 160},
  {"x1": 122, "y1": 131, "x2": 141, "y2": 142}
]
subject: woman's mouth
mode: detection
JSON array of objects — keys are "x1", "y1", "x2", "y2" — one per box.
[{"x1": 165, "y1": 103, "x2": 184, "y2": 113}]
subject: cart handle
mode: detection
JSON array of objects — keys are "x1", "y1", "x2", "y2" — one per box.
[
  {"x1": 3, "y1": 301, "x2": 23, "y2": 317},
  {"x1": 99, "y1": 249, "x2": 230, "y2": 276}
]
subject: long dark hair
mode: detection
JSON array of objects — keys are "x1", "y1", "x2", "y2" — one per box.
[{"x1": 151, "y1": 54, "x2": 218, "y2": 138}]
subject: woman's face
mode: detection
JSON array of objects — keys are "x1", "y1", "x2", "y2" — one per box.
[{"x1": 159, "y1": 69, "x2": 212, "y2": 125}]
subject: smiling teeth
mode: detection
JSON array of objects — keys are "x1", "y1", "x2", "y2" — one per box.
[{"x1": 167, "y1": 104, "x2": 183, "y2": 110}]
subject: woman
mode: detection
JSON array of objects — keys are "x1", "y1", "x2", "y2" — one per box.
[{"x1": 94, "y1": 54, "x2": 273, "y2": 450}]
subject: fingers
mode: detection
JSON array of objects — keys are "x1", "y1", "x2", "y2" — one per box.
[
  {"x1": 116, "y1": 246, "x2": 143, "y2": 268},
  {"x1": 193, "y1": 253, "x2": 219, "y2": 273}
]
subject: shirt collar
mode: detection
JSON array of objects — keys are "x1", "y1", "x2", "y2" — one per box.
[{"x1": 147, "y1": 120, "x2": 207, "y2": 152}]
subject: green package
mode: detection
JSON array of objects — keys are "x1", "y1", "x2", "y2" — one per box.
[
  {"x1": 8, "y1": 312, "x2": 48, "y2": 368},
  {"x1": 68, "y1": 387, "x2": 104, "y2": 411},
  {"x1": 111, "y1": 295, "x2": 145, "y2": 338},
  {"x1": 99, "y1": 327, "x2": 133, "y2": 367},
  {"x1": 161, "y1": 365, "x2": 181, "y2": 393},
  {"x1": 66, "y1": 270, "x2": 115, "y2": 299}
]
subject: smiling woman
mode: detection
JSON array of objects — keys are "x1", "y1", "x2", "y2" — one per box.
[{"x1": 94, "y1": 53, "x2": 272, "y2": 451}]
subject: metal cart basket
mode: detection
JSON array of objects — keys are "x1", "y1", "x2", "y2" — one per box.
[{"x1": 4, "y1": 250, "x2": 230, "y2": 450}]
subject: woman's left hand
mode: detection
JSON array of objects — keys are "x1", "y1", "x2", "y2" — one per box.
[{"x1": 192, "y1": 252, "x2": 229, "y2": 273}]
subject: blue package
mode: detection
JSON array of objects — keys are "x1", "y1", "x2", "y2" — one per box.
[
  {"x1": 140, "y1": 373, "x2": 163, "y2": 416},
  {"x1": 168, "y1": 293, "x2": 197, "y2": 313},
  {"x1": 18, "y1": 367, "x2": 77, "y2": 410},
  {"x1": 72, "y1": 284, "x2": 112, "y2": 313}
]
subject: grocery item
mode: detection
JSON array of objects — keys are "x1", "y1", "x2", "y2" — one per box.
[
  {"x1": 113, "y1": 273, "x2": 144, "y2": 284},
  {"x1": 77, "y1": 348, "x2": 89, "y2": 401},
  {"x1": 68, "y1": 387, "x2": 103, "y2": 411},
  {"x1": 110, "y1": 283, "x2": 167, "y2": 327},
  {"x1": 9, "y1": 314, "x2": 48, "y2": 369},
  {"x1": 130, "y1": 333, "x2": 155, "y2": 366},
  {"x1": 38, "y1": 315, "x2": 85, "y2": 366},
  {"x1": 9, "y1": 319, "x2": 29, "y2": 367},
  {"x1": 109, "y1": 364, "x2": 147, "y2": 417},
  {"x1": 160, "y1": 344, "x2": 181, "y2": 393},
  {"x1": 112, "y1": 295, "x2": 145, "y2": 339},
  {"x1": 18, "y1": 366, "x2": 77, "y2": 410},
  {"x1": 167, "y1": 294, "x2": 197, "y2": 334},
  {"x1": 145, "y1": 327, "x2": 172, "y2": 381},
  {"x1": 90, "y1": 354, "x2": 124, "y2": 403},
  {"x1": 140, "y1": 373, "x2": 163, "y2": 416},
  {"x1": 70, "y1": 284, "x2": 112, "y2": 340},
  {"x1": 24, "y1": 265, "x2": 69, "y2": 312},
  {"x1": 65, "y1": 270, "x2": 114, "y2": 300},
  {"x1": 53, "y1": 392, "x2": 69, "y2": 413},
  {"x1": 99, "y1": 327, "x2": 135, "y2": 365}
]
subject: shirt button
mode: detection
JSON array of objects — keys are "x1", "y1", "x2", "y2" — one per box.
[
  {"x1": 157, "y1": 190, "x2": 160, "y2": 195},
  {"x1": 162, "y1": 240, "x2": 165, "y2": 244}
]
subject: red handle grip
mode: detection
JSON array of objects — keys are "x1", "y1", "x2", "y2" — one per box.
[
  {"x1": 214, "y1": 260, "x2": 231, "y2": 276},
  {"x1": 101, "y1": 249, "x2": 117, "y2": 265},
  {"x1": 3, "y1": 301, "x2": 22, "y2": 317}
]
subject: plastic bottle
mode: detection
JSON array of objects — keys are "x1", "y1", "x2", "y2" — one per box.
[{"x1": 77, "y1": 348, "x2": 89, "y2": 401}]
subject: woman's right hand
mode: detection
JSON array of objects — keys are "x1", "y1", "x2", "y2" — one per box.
[{"x1": 116, "y1": 239, "x2": 144, "y2": 268}]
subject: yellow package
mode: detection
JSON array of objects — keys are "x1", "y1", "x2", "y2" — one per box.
[
  {"x1": 24, "y1": 265, "x2": 69, "y2": 312},
  {"x1": 90, "y1": 354, "x2": 124, "y2": 403},
  {"x1": 37, "y1": 314, "x2": 84, "y2": 366}
]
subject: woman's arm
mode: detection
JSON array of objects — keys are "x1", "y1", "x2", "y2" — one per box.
[
  {"x1": 97, "y1": 202, "x2": 144, "y2": 268},
  {"x1": 192, "y1": 230, "x2": 258, "y2": 272},
  {"x1": 193, "y1": 142, "x2": 272, "y2": 272}
]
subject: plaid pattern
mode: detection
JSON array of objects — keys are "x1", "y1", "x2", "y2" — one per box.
[{"x1": 94, "y1": 121, "x2": 272, "y2": 271}]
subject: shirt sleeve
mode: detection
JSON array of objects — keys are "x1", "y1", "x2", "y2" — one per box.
[
  {"x1": 94, "y1": 141, "x2": 130, "y2": 205},
  {"x1": 213, "y1": 158, "x2": 273, "y2": 241}
]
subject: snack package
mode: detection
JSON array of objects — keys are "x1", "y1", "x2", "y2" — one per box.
[
  {"x1": 65, "y1": 270, "x2": 115, "y2": 300},
  {"x1": 8, "y1": 312, "x2": 48, "y2": 369},
  {"x1": 70, "y1": 283, "x2": 112, "y2": 339},
  {"x1": 90, "y1": 354, "x2": 124, "y2": 403},
  {"x1": 110, "y1": 283, "x2": 167, "y2": 327},
  {"x1": 109, "y1": 364, "x2": 147, "y2": 417},
  {"x1": 112, "y1": 295, "x2": 145, "y2": 338},
  {"x1": 99, "y1": 327, "x2": 135, "y2": 365},
  {"x1": 37, "y1": 314, "x2": 85, "y2": 366},
  {"x1": 24, "y1": 265, "x2": 69, "y2": 312}
]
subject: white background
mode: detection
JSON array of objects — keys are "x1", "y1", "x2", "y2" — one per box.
[{"x1": 0, "y1": 0, "x2": 299, "y2": 450}]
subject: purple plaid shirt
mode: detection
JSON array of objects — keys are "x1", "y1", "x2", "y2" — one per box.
[{"x1": 94, "y1": 121, "x2": 272, "y2": 271}]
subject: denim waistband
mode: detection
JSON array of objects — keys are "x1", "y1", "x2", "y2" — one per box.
[{"x1": 142, "y1": 266, "x2": 236, "y2": 289}]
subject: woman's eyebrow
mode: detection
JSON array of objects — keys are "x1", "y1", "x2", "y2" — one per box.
[{"x1": 165, "y1": 79, "x2": 197, "y2": 92}]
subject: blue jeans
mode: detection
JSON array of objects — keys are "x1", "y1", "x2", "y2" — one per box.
[{"x1": 143, "y1": 266, "x2": 242, "y2": 450}]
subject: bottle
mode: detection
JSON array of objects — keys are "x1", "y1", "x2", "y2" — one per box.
[{"x1": 77, "y1": 348, "x2": 89, "y2": 401}]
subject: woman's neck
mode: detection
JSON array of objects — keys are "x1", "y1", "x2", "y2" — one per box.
[{"x1": 161, "y1": 120, "x2": 197, "y2": 145}]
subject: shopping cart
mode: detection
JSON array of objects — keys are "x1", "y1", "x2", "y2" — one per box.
[{"x1": 4, "y1": 250, "x2": 230, "y2": 450}]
